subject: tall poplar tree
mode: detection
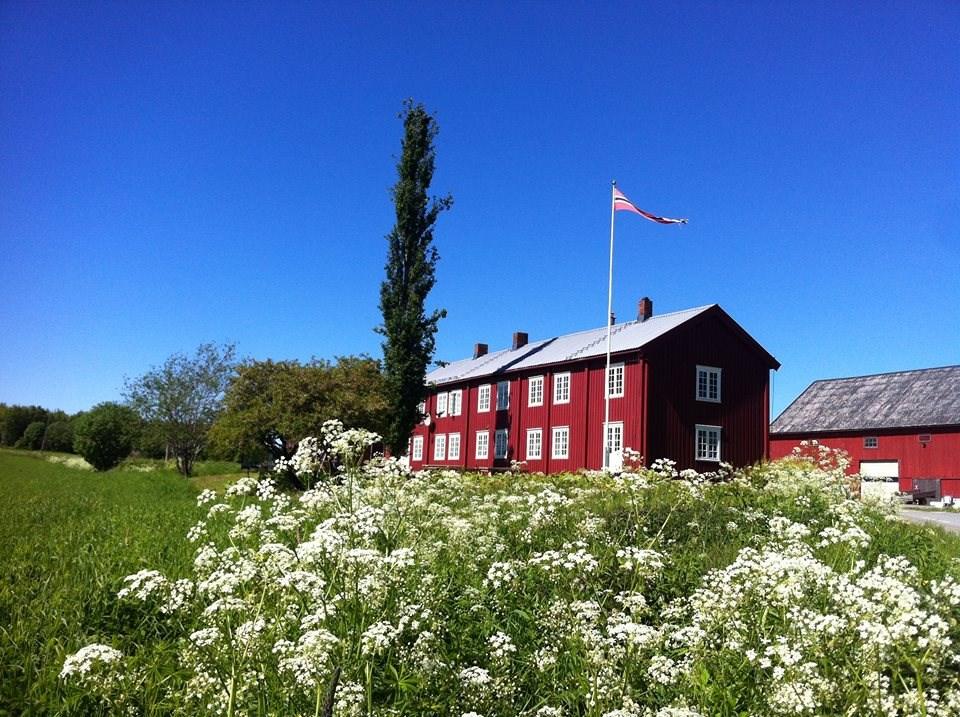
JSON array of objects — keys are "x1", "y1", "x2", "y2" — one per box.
[{"x1": 377, "y1": 100, "x2": 452, "y2": 454}]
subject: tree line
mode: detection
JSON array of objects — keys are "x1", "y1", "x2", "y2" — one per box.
[{"x1": 0, "y1": 349, "x2": 389, "y2": 475}]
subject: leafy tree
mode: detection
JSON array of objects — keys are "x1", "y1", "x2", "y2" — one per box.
[
  {"x1": 73, "y1": 402, "x2": 140, "y2": 470},
  {"x1": 15, "y1": 421, "x2": 46, "y2": 450},
  {"x1": 209, "y1": 356, "x2": 388, "y2": 480},
  {"x1": 1, "y1": 404, "x2": 48, "y2": 446},
  {"x1": 124, "y1": 343, "x2": 236, "y2": 477},
  {"x1": 43, "y1": 420, "x2": 75, "y2": 453},
  {"x1": 376, "y1": 100, "x2": 452, "y2": 454}
]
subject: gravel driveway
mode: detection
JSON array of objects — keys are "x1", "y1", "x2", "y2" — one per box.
[{"x1": 899, "y1": 508, "x2": 960, "y2": 534}]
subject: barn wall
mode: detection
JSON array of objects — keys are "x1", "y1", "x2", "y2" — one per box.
[
  {"x1": 644, "y1": 314, "x2": 771, "y2": 470},
  {"x1": 770, "y1": 428, "x2": 960, "y2": 488}
]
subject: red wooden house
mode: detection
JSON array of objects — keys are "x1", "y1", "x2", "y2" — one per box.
[
  {"x1": 408, "y1": 298, "x2": 780, "y2": 473},
  {"x1": 770, "y1": 366, "x2": 960, "y2": 496}
]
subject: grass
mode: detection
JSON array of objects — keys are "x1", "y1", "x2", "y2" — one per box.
[
  {"x1": 0, "y1": 450, "x2": 214, "y2": 716},
  {"x1": 4, "y1": 448, "x2": 960, "y2": 716}
]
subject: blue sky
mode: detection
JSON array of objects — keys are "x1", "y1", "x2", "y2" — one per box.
[{"x1": 1, "y1": 1, "x2": 958, "y2": 417}]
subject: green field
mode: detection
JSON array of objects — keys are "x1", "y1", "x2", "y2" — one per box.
[
  {"x1": 4, "y1": 448, "x2": 960, "y2": 716},
  {"x1": 0, "y1": 450, "x2": 237, "y2": 716}
]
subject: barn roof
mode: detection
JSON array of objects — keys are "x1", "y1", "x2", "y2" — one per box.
[
  {"x1": 427, "y1": 304, "x2": 775, "y2": 386},
  {"x1": 771, "y1": 365, "x2": 960, "y2": 434}
]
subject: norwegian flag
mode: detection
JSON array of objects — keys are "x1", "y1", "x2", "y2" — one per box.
[{"x1": 613, "y1": 187, "x2": 688, "y2": 225}]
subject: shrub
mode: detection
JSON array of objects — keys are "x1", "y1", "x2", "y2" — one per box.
[
  {"x1": 72, "y1": 403, "x2": 140, "y2": 471},
  {"x1": 15, "y1": 421, "x2": 47, "y2": 450},
  {"x1": 43, "y1": 420, "x2": 74, "y2": 452}
]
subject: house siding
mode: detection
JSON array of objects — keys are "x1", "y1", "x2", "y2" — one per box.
[
  {"x1": 409, "y1": 306, "x2": 775, "y2": 473},
  {"x1": 770, "y1": 427, "x2": 960, "y2": 493}
]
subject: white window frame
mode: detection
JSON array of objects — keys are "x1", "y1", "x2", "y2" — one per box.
[
  {"x1": 551, "y1": 426, "x2": 569, "y2": 459},
  {"x1": 412, "y1": 435, "x2": 423, "y2": 461},
  {"x1": 526, "y1": 428, "x2": 543, "y2": 460},
  {"x1": 417, "y1": 400, "x2": 426, "y2": 423},
  {"x1": 497, "y1": 381, "x2": 510, "y2": 411},
  {"x1": 477, "y1": 384, "x2": 491, "y2": 413},
  {"x1": 607, "y1": 363, "x2": 625, "y2": 398},
  {"x1": 864, "y1": 436, "x2": 878, "y2": 449},
  {"x1": 448, "y1": 433, "x2": 461, "y2": 460},
  {"x1": 695, "y1": 424, "x2": 721, "y2": 462},
  {"x1": 433, "y1": 434, "x2": 446, "y2": 461},
  {"x1": 553, "y1": 372, "x2": 571, "y2": 404},
  {"x1": 475, "y1": 430, "x2": 489, "y2": 460},
  {"x1": 436, "y1": 392, "x2": 448, "y2": 416},
  {"x1": 696, "y1": 366, "x2": 722, "y2": 403},
  {"x1": 528, "y1": 375, "x2": 544, "y2": 407},
  {"x1": 604, "y1": 421, "x2": 624, "y2": 453},
  {"x1": 494, "y1": 429, "x2": 509, "y2": 459},
  {"x1": 449, "y1": 389, "x2": 462, "y2": 417}
]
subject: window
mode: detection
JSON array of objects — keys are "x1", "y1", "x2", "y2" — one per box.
[
  {"x1": 552, "y1": 426, "x2": 569, "y2": 459},
  {"x1": 433, "y1": 434, "x2": 446, "y2": 461},
  {"x1": 417, "y1": 401, "x2": 426, "y2": 423},
  {"x1": 607, "y1": 363, "x2": 625, "y2": 398},
  {"x1": 919, "y1": 434, "x2": 932, "y2": 444},
  {"x1": 604, "y1": 421, "x2": 623, "y2": 453},
  {"x1": 497, "y1": 381, "x2": 510, "y2": 411},
  {"x1": 449, "y1": 390, "x2": 462, "y2": 417},
  {"x1": 436, "y1": 392, "x2": 448, "y2": 416},
  {"x1": 864, "y1": 436, "x2": 878, "y2": 449},
  {"x1": 475, "y1": 431, "x2": 489, "y2": 459},
  {"x1": 695, "y1": 425, "x2": 721, "y2": 462},
  {"x1": 448, "y1": 433, "x2": 461, "y2": 460},
  {"x1": 553, "y1": 372, "x2": 571, "y2": 404},
  {"x1": 526, "y1": 428, "x2": 542, "y2": 460},
  {"x1": 412, "y1": 435, "x2": 423, "y2": 461},
  {"x1": 528, "y1": 376, "x2": 544, "y2": 407},
  {"x1": 696, "y1": 366, "x2": 722, "y2": 403},
  {"x1": 495, "y1": 429, "x2": 509, "y2": 459},
  {"x1": 478, "y1": 384, "x2": 491, "y2": 413}
]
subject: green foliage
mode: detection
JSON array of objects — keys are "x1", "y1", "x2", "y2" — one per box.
[
  {"x1": 14, "y1": 420, "x2": 46, "y2": 449},
  {"x1": 209, "y1": 356, "x2": 388, "y2": 469},
  {"x1": 42, "y1": 454, "x2": 960, "y2": 716},
  {"x1": 124, "y1": 343, "x2": 236, "y2": 477},
  {"x1": 72, "y1": 402, "x2": 140, "y2": 471},
  {"x1": 377, "y1": 100, "x2": 452, "y2": 453},
  {"x1": 0, "y1": 450, "x2": 204, "y2": 716},
  {"x1": 0, "y1": 404, "x2": 48, "y2": 446},
  {"x1": 43, "y1": 419, "x2": 75, "y2": 452}
]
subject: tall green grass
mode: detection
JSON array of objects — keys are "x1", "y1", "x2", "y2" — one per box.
[{"x1": 0, "y1": 451, "x2": 205, "y2": 716}]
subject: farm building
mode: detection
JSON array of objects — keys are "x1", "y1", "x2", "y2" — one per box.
[
  {"x1": 408, "y1": 299, "x2": 780, "y2": 473},
  {"x1": 770, "y1": 366, "x2": 960, "y2": 497}
]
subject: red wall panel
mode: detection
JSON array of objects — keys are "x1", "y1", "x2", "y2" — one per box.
[{"x1": 770, "y1": 428, "x2": 960, "y2": 487}]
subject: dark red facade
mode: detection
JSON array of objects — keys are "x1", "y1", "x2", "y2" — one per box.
[
  {"x1": 409, "y1": 306, "x2": 778, "y2": 473},
  {"x1": 770, "y1": 429, "x2": 960, "y2": 495}
]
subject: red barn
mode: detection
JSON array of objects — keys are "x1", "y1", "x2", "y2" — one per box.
[
  {"x1": 408, "y1": 299, "x2": 779, "y2": 473},
  {"x1": 770, "y1": 366, "x2": 960, "y2": 497}
]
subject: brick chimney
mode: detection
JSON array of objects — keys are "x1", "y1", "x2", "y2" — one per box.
[
  {"x1": 512, "y1": 331, "x2": 528, "y2": 350},
  {"x1": 473, "y1": 343, "x2": 488, "y2": 359},
  {"x1": 637, "y1": 297, "x2": 653, "y2": 322}
]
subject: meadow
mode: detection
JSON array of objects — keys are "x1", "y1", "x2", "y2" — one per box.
[
  {"x1": 0, "y1": 450, "x2": 238, "y2": 716},
  {"x1": 4, "y1": 438, "x2": 960, "y2": 717}
]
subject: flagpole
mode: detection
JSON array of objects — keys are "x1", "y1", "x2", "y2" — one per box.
[{"x1": 603, "y1": 180, "x2": 616, "y2": 470}]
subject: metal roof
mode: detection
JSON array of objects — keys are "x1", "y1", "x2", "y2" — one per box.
[
  {"x1": 427, "y1": 305, "x2": 714, "y2": 386},
  {"x1": 771, "y1": 365, "x2": 960, "y2": 434}
]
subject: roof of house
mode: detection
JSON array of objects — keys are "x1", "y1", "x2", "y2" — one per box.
[
  {"x1": 771, "y1": 365, "x2": 960, "y2": 434},
  {"x1": 427, "y1": 304, "x2": 777, "y2": 386}
]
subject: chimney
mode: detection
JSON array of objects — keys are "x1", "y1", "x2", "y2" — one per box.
[
  {"x1": 512, "y1": 331, "x2": 528, "y2": 350},
  {"x1": 473, "y1": 342, "x2": 488, "y2": 359},
  {"x1": 637, "y1": 297, "x2": 653, "y2": 322}
]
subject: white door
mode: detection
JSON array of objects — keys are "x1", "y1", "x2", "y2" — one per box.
[
  {"x1": 605, "y1": 422, "x2": 624, "y2": 472},
  {"x1": 859, "y1": 460, "x2": 899, "y2": 479}
]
